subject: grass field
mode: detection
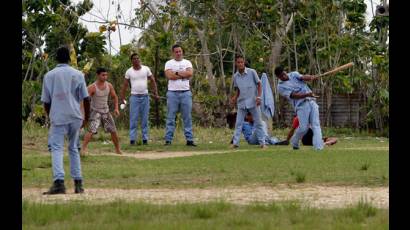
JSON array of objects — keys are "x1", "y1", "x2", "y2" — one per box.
[
  {"x1": 22, "y1": 123, "x2": 389, "y2": 229},
  {"x1": 23, "y1": 200, "x2": 388, "y2": 230}
]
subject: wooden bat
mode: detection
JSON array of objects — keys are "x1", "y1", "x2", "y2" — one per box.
[{"x1": 317, "y1": 62, "x2": 354, "y2": 77}]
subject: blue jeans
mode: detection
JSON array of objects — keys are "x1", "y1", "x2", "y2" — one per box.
[
  {"x1": 165, "y1": 91, "x2": 193, "y2": 142},
  {"x1": 291, "y1": 100, "x2": 324, "y2": 150},
  {"x1": 47, "y1": 119, "x2": 83, "y2": 181},
  {"x1": 247, "y1": 121, "x2": 278, "y2": 145},
  {"x1": 129, "y1": 94, "x2": 150, "y2": 141},
  {"x1": 248, "y1": 134, "x2": 279, "y2": 145},
  {"x1": 233, "y1": 107, "x2": 265, "y2": 146}
]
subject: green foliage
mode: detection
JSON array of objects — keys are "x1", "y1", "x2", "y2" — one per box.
[
  {"x1": 22, "y1": 0, "x2": 389, "y2": 131},
  {"x1": 79, "y1": 32, "x2": 107, "y2": 60}
]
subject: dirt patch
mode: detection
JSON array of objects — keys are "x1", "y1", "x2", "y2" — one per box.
[
  {"x1": 90, "y1": 149, "x2": 249, "y2": 159},
  {"x1": 22, "y1": 184, "x2": 388, "y2": 209}
]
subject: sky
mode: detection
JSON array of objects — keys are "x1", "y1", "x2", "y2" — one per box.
[{"x1": 72, "y1": 0, "x2": 386, "y2": 55}]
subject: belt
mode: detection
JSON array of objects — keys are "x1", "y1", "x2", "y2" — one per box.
[
  {"x1": 168, "y1": 90, "x2": 190, "y2": 93},
  {"x1": 131, "y1": 94, "x2": 148, "y2": 96}
]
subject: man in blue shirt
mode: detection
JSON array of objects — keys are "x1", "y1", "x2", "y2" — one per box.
[
  {"x1": 274, "y1": 66, "x2": 324, "y2": 150},
  {"x1": 242, "y1": 112, "x2": 283, "y2": 145},
  {"x1": 41, "y1": 46, "x2": 91, "y2": 194},
  {"x1": 230, "y1": 55, "x2": 266, "y2": 148}
]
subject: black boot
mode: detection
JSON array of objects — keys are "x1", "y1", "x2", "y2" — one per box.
[
  {"x1": 186, "y1": 141, "x2": 197, "y2": 147},
  {"x1": 43, "y1": 179, "x2": 66, "y2": 195},
  {"x1": 74, "y1": 179, "x2": 84, "y2": 194},
  {"x1": 164, "y1": 141, "x2": 171, "y2": 146},
  {"x1": 275, "y1": 140, "x2": 289, "y2": 145}
]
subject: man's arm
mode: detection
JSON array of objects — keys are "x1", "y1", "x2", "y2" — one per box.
[
  {"x1": 83, "y1": 98, "x2": 90, "y2": 120},
  {"x1": 120, "y1": 79, "x2": 129, "y2": 102},
  {"x1": 290, "y1": 91, "x2": 314, "y2": 99},
  {"x1": 177, "y1": 68, "x2": 193, "y2": 79},
  {"x1": 256, "y1": 81, "x2": 262, "y2": 106},
  {"x1": 108, "y1": 83, "x2": 119, "y2": 116},
  {"x1": 87, "y1": 84, "x2": 95, "y2": 97},
  {"x1": 82, "y1": 97, "x2": 90, "y2": 128},
  {"x1": 165, "y1": 70, "x2": 182, "y2": 80},
  {"x1": 286, "y1": 126, "x2": 296, "y2": 142},
  {"x1": 44, "y1": 103, "x2": 51, "y2": 117},
  {"x1": 300, "y1": 75, "x2": 318, "y2": 81},
  {"x1": 230, "y1": 88, "x2": 240, "y2": 105},
  {"x1": 148, "y1": 75, "x2": 159, "y2": 99}
]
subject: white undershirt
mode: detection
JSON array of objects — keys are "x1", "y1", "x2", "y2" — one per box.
[
  {"x1": 125, "y1": 65, "x2": 152, "y2": 94},
  {"x1": 164, "y1": 59, "x2": 193, "y2": 91}
]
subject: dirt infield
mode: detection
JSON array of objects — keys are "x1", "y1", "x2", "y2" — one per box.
[{"x1": 23, "y1": 184, "x2": 388, "y2": 209}]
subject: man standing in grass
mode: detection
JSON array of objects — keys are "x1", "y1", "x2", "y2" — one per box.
[
  {"x1": 164, "y1": 44, "x2": 197, "y2": 146},
  {"x1": 230, "y1": 55, "x2": 266, "y2": 148},
  {"x1": 81, "y1": 67, "x2": 122, "y2": 155},
  {"x1": 274, "y1": 66, "x2": 324, "y2": 150},
  {"x1": 41, "y1": 46, "x2": 90, "y2": 195},
  {"x1": 120, "y1": 53, "x2": 159, "y2": 145}
]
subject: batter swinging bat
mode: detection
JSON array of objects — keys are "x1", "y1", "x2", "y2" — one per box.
[{"x1": 317, "y1": 62, "x2": 354, "y2": 77}]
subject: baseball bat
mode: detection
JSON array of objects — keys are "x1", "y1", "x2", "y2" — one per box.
[{"x1": 317, "y1": 62, "x2": 354, "y2": 77}]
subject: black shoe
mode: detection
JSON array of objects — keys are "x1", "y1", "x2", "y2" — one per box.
[
  {"x1": 186, "y1": 141, "x2": 197, "y2": 147},
  {"x1": 276, "y1": 140, "x2": 289, "y2": 145},
  {"x1": 74, "y1": 179, "x2": 84, "y2": 194},
  {"x1": 142, "y1": 140, "x2": 148, "y2": 145},
  {"x1": 130, "y1": 140, "x2": 135, "y2": 145},
  {"x1": 164, "y1": 141, "x2": 171, "y2": 146},
  {"x1": 43, "y1": 180, "x2": 66, "y2": 195},
  {"x1": 293, "y1": 146, "x2": 300, "y2": 150}
]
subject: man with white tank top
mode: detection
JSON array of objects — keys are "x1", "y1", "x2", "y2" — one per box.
[
  {"x1": 81, "y1": 67, "x2": 122, "y2": 155},
  {"x1": 120, "y1": 53, "x2": 159, "y2": 145},
  {"x1": 164, "y1": 44, "x2": 197, "y2": 146}
]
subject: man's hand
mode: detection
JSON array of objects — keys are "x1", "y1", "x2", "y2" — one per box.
[
  {"x1": 256, "y1": 97, "x2": 261, "y2": 106},
  {"x1": 311, "y1": 75, "x2": 319, "y2": 81},
  {"x1": 153, "y1": 93, "x2": 160, "y2": 100},
  {"x1": 307, "y1": 92, "x2": 320, "y2": 98},
  {"x1": 114, "y1": 109, "x2": 120, "y2": 117},
  {"x1": 81, "y1": 119, "x2": 88, "y2": 128}
]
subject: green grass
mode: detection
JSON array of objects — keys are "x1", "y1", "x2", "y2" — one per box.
[
  {"x1": 22, "y1": 200, "x2": 388, "y2": 230},
  {"x1": 22, "y1": 125, "x2": 389, "y2": 189},
  {"x1": 22, "y1": 147, "x2": 389, "y2": 189},
  {"x1": 22, "y1": 124, "x2": 389, "y2": 228}
]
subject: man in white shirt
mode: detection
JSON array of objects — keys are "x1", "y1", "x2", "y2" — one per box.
[
  {"x1": 164, "y1": 44, "x2": 196, "y2": 146},
  {"x1": 120, "y1": 53, "x2": 159, "y2": 145}
]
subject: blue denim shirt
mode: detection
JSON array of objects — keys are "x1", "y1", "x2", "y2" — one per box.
[
  {"x1": 277, "y1": 71, "x2": 313, "y2": 111},
  {"x1": 233, "y1": 67, "x2": 261, "y2": 109},
  {"x1": 41, "y1": 64, "x2": 89, "y2": 125}
]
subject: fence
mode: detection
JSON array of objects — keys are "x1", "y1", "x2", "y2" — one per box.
[{"x1": 278, "y1": 92, "x2": 366, "y2": 128}]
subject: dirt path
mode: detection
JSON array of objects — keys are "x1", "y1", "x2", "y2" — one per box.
[
  {"x1": 23, "y1": 184, "x2": 388, "y2": 209},
  {"x1": 24, "y1": 144, "x2": 389, "y2": 160},
  {"x1": 89, "y1": 149, "x2": 251, "y2": 159}
]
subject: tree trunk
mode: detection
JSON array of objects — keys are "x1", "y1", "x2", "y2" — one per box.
[
  {"x1": 266, "y1": 8, "x2": 293, "y2": 126},
  {"x1": 153, "y1": 46, "x2": 160, "y2": 128},
  {"x1": 24, "y1": 46, "x2": 36, "y2": 81},
  {"x1": 196, "y1": 28, "x2": 217, "y2": 96},
  {"x1": 293, "y1": 21, "x2": 298, "y2": 71}
]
